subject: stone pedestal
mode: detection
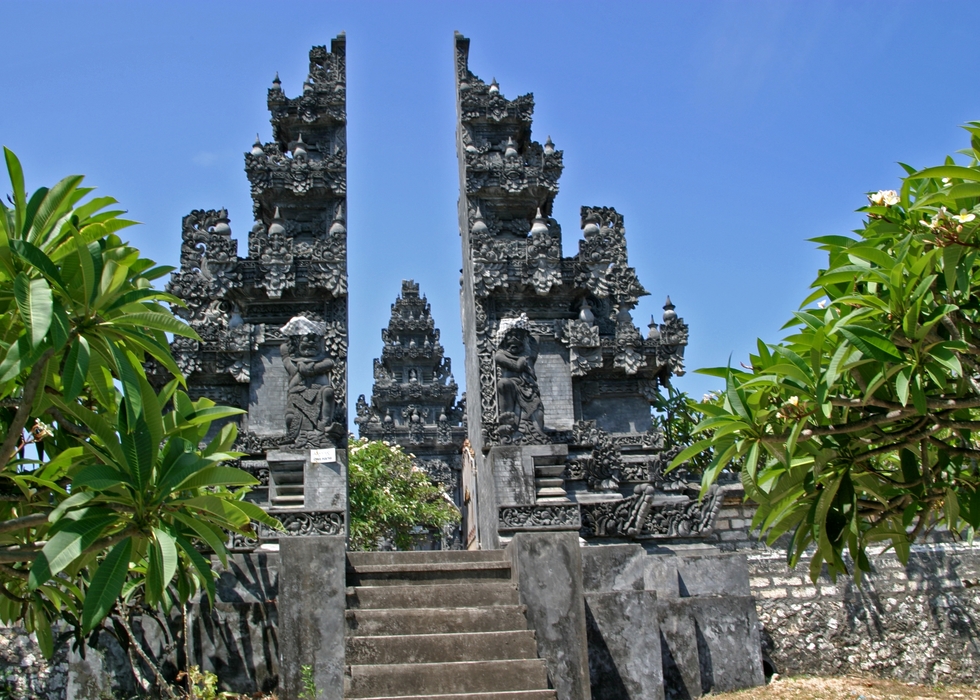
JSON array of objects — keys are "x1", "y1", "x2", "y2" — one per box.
[
  {"x1": 507, "y1": 531, "x2": 592, "y2": 700},
  {"x1": 278, "y1": 536, "x2": 346, "y2": 700}
]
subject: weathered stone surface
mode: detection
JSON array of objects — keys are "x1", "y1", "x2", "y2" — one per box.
[
  {"x1": 188, "y1": 552, "x2": 281, "y2": 694},
  {"x1": 585, "y1": 591, "x2": 664, "y2": 700},
  {"x1": 748, "y1": 544, "x2": 980, "y2": 685},
  {"x1": 507, "y1": 531, "x2": 591, "y2": 700},
  {"x1": 490, "y1": 445, "x2": 536, "y2": 506},
  {"x1": 279, "y1": 536, "x2": 346, "y2": 700},
  {"x1": 686, "y1": 596, "x2": 765, "y2": 693}
]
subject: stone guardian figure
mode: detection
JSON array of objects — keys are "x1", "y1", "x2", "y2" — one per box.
[
  {"x1": 494, "y1": 327, "x2": 545, "y2": 439},
  {"x1": 280, "y1": 316, "x2": 338, "y2": 447}
]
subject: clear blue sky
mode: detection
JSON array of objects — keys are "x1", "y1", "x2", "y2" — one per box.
[{"x1": 4, "y1": 1, "x2": 980, "y2": 428}]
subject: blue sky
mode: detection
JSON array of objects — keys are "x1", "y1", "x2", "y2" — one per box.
[{"x1": 4, "y1": 1, "x2": 980, "y2": 427}]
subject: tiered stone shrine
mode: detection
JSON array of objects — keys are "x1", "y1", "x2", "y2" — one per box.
[{"x1": 355, "y1": 280, "x2": 467, "y2": 529}]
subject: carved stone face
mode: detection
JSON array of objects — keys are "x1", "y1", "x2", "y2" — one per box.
[
  {"x1": 297, "y1": 333, "x2": 322, "y2": 357},
  {"x1": 504, "y1": 335, "x2": 523, "y2": 354}
]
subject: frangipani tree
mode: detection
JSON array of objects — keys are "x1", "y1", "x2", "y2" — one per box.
[
  {"x1": 0, "y1": 148, "x2": 277, "y2": 659},
  {"x1": 348, "y1": 436, "x2": 460, "y2": 551},
  {"x1": 674, "y1": 124, "x2": 980, "y2": 581}
]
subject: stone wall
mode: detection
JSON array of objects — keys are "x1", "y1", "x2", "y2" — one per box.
[
  {"x1": 703, "y1": 486, "x2": 980, "y2": 685},
  {"x1": 0, "y1": 622, "x2": 68, "y2": 699},
  {"x1": 749, "y1": 544, "x2": 980, "y2": 685}
]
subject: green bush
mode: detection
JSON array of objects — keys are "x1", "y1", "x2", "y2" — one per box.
[{"x1": 347, "y1": 436, "x2": 459, "y2": 551}]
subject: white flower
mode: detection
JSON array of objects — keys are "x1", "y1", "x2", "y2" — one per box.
[
  {"x1": 817, "y1": 299, "x2": 828, "y2": 309},
  {"x1": 942, "y1": 177, "x2": 952, "y2": 185},
  {"x1": 868, "y1": 190, "x2": 899, "y2": 206},
  {"x1": 953, "y1": 208, "x2": 976, "y2": 224},
  {"x1": 786, "y1": 396, "x2": 799, "y2": 406}
]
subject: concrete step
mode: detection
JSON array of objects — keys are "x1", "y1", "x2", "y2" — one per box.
[
  {"x1": 345, "y1": 659, "x2": 551, "y2": 698},
  {"x1": 351, "y1": 691, "x2": 557, "y2": 700},
  {"x1": 346, "y1": 606, "x2": 528, "y2": 636},
  {"x1": 346, "y1": 630, "x2": 538, "y2": 665},
  {"x1": 348, "y1": 560, "x2": 513, "y2": 587},
  {"x1": 347, "y1": 550, "x2": 509, "y2": 567},
  {"x1": 347, "y1": 583, "x2": 520, "y2": 609}
]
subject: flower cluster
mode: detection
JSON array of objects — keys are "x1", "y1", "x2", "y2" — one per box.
[{"x1": 868, "y1": 190, "x2": 900, "y2": 206}]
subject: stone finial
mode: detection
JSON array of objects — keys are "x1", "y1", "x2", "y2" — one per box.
[
  {"x1": 647, "y1": 315, "x2": 661, "y2": 341},
  {"x1": 578, "y1": 298, "x2": 595, "y2": 324},
  {"x1": 489, "y1": 78, "x2": 499, "y2": 94},
  {"x1": 583, "y1": 211, "x2": 601, "y2": 237},
  {"x1": 251, "y1": 135, "x2": 264, "y2": 156},
  {"x1": 213, "y1": 210, "x2": 231, "y2": 236},
  {"x1": 330, "y1": 202, "x2": 346, "y2": 236},
  {"x1": 663, "y1": 296, "x2": 676, "y2": 322},
  {"x1": 471, "y1": 207, "x2": 489, "y2": 235},
  {"x1": 544, "y1": 136, "x2": 555, "y2": 155},
  {"x1": 504, "y1": 137, "x2": 518, "y2": 159},
  {"x1": 292, "y1": 133, "x2": 307, "y2": 159},
  {"x1": 269, "y1": 207, "x2": 286, "y2": 236},
  {"x1": 530, "y1": 208, "x2": 549, "y2": 236},
  {"x1": 272, "y1": 72, "x2": 282, "y2": 90}
]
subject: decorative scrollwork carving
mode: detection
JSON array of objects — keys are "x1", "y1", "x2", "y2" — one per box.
[{"x1": 498, "y1": 504, "x2": 581, "y2": 531}]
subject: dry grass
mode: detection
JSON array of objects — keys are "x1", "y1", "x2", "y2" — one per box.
[{"x1": 708, "y1": 676, "x2": 980, "y2": 700}]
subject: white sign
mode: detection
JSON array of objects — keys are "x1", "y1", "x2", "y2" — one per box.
[{"x1": 310, "y1": 448, "x2": 337, "y2": 464}]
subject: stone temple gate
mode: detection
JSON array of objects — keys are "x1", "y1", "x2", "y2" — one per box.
[{"x1": 133, "y1": 31, "x2": 765, "y2": 700}]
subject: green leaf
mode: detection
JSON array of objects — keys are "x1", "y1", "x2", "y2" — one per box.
[
  {"x1": 81, "y1": 537, "x2": 132, "y2": 634},
  {"x1": 9, "y1": 239, "x2": 65, "y2": 290},
  {"x1": 173, "y1": 466, "x2": 258, "y2": 490},
  {"x1": 73, "y1": 464, "x2": 129, "y2": 491},
  {"x1": 174, "y1": 533, "x2": 216, "y2": 605},
  {"x1": 928, "y1": 343, "x2": 963, "y2": 376},
  {"x1": 4, "y1": 147, "x2": 27, "y2": 234},
  {"x1": 909, "y1": 165, "x2": 980, "y2": 184},
  {"x1": 839, "y1": 326, "x2": 902, "y2": 362},
  {"x1": 119, "y1": 410, "x2": 154, "y2": 495},
  {"x1": 103, "y1": 311, "x2": 201, "y2": 340},
  {"x1": 667, "y1": 437, "x2": 716, "y2": 471},
  {"x1": 47, "y1": 491, "x2": 96, "y2": 523},
  {"x1": 14, "y1": 273, "x2": 53, "y2": 348},
  {"x1": 846, "y1": 245, "x2": 895, "y2": 269},
  {"x1": 910, "y1": 372, "x2": 928, "y2": 414},
  {"x1": 170, "y1": 511, "x2": 229, "y2": 567},
  {"x1": 153, "y1": 527, "x2": 178, "y2": 597},
  {"x1": 30, "y1": 599, "x2": 54, "y2": 659},
  {"x1": 62, "y1": 336, "x2": 91, "y2": 402},
  {"x1": 0, "y1": 336, "x2": 28, "y2": 384},
  {"x1": 109, "y1": 344, "x2": 143, "y2": 424},
  {"x1": 28, "y1": 175, "x2": 84, "y2": 247},
  {"x1": 29, "y1": 515, "x2": 112, "y2": 589},
  {"x1": 895, "y1": 367, "x2": 910, "y2": 406}
]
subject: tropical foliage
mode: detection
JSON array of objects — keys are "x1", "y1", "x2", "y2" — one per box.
[
  {"x1": 348, "y1": 436, "x2": 460, "y2": 551},
  {"x1": 0, "y1": 148, "x2": 275, "y2": 657},
  {"x1": 674, "y1": 124, "x2": 980, "y2": 581}
]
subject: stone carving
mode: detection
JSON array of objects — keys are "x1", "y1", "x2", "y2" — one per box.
[
  {"x1": 280, "y1": 316, "x2": 341, "y2": 448},
  {"x1": 498, "y1": 504, "x2": 581, "y2": 531},
  {"x1": 579, "y1": 484, "x2": 722, "y2": 539},
  {"x1": 494, "y1": 325, "x2": 545, "y2": 441},
  {"x1": 260, "y1": 511, "x2": 345, "y2": 541}
]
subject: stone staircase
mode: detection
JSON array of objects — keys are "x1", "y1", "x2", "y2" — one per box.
[{"x1": 344, "y1": 550, "x2": 557, "y2": 700}]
